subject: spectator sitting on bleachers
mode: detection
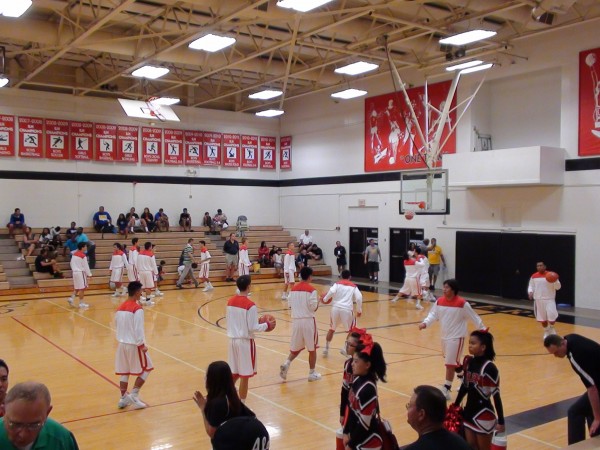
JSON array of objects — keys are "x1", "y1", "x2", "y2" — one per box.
[
  {"x1": 296, "y1": 248, "x2": 308, "y2": 271},
  {"x1": 38, "y1": 228, "x2": 53, "y2": 248},
  {"x1": 212, "y1": 209, "x2": 227, "y2": 234},
  {"x1": 93, "y1": 206, "x2": 113, "y2": 233},
  {"x1": 179, "y1": 208, "x2": 192, "y2": 232},
  {"x1": 202, "y1": 211, "x2": 212, "y2": 229},
  {"x1": 142, "y1": 207, "x2": 156, "y2": 232},
  {"x1": 273, "y1": 247, "x2": 283, "y2": 277},
  {"x1": 63, "y1": 234, "x2": 78, "y2": 257},
  {"x1": 65, "y1": 221, "x2": 77, "y2": 240},
  {"x1": 35, "y1": 247, "x2": 64, "y2": 278},
  {"x1": 75, "y1": 227, "x2": 96, "y2": 269},
  {"x1": 116, "y1": 213, "x2": 128, "y2": 237},
  {"x1": 258, "y1": 241, "x2": 270, "y2": 267},
  {"x1": 155, "y1": 208, "x2": 169, "y2": 232},
  {"x1": 50, "y1": 226, "x2": 62, "y2": 248},
  {"x1": 297, "y1": 229, "x2": 313, "y2": 251},
  {"x1": 17, "y1": 227, "x2": 36, "y2": 261},
  {"x1": 307, "y1": 243, "x2": 323, "y2": 261},
  {"x1": 6, "y1": 208, "x2": 26, "y2": 237},
  {"x1": 126, "y1": 207, "x2": 149, "y2": 233}
]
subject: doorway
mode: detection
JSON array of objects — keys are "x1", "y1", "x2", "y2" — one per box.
[
  {"x1": 389, "y1": 228, "x2": 425, "y2": 283},
  {"x1": 349, "y1": 227, "x2": 378, "y2": 279}
]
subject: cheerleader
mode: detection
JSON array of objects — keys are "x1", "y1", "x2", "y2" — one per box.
[
  {"x1": 340, "y1": 328, "x2": 367, "y2": 425},
  {"x1": 343, "y1": 335, "x2": 387, "y2": 450},
  {"x1": 454, "y1": 330, "x2": 505, "y2": 450}
]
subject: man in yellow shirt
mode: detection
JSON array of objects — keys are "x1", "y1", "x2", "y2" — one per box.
[{"x1": 427, "y1": 238, "x2": 446, "y2": 290}]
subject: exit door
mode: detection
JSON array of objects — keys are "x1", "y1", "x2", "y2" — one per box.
[
  {"x1": 349, "y1": 227, "x2": 378, "y2": 279},
  {"x1": 389, "y1": 228, "x2": 425, "y2": 283}
]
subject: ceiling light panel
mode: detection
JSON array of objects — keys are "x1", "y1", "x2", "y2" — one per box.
[
  {"x1": 460, "y1": 63, "x2": 494, "y2": 74},
  {"x1": 446, "y1": 60, "x2": 483, "y2": 71},
  {"x1": 189, "y1": 34, "x2": 236, "y2": 52},
  {"x1": 256, "y1": 109, "x2": 285, "y2": 117},
  {"x1": 131, "y1": 66, "x2": 169, "y2": 79},
  {"x1": 276, "y1": 0, "x2": 334, "y2": 13},
  {"x1": 249, "y1": 90, "x2": 283, "y2": 100},
  {"x1": 439, "y1": 30, "x2": 497, "y2": 46},
  {"x1": 0, "y1": 0, "x2": 32, "y2": 18},
  {"x1": 331, "y1": 89, "x2": 367, "y2": 99},
  {"x1": 334, "y1": 61, "x2": 378, "y2": 76}
]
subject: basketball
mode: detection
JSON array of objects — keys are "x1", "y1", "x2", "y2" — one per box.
[
  {"x1": 389, "y1": 157, "x2": 395, "y2": 164},
  {"x1": 321, "y1": 293, "x2": 332, "y2": 304},
  {"x1": 259, "y1": 314, "x2": 276, "y2": 332},
  {"x1": 405, "y1": 210, "x2": 415, "y2": 220},
  {"x1": 545, "y1": 271, "x2": 559, "y2": 283}
]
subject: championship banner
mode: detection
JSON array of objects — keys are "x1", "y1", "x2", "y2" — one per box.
[
  {"x1": 164, "y1": 128, "x2": 184, "y2": 165},
  {"x1": 222, "y1": 133, "x2": 240, "y2": 167},
  {"x1": 70, "y1": 121, "x2": 93, "y2": 160},
  {"x1": 117, "y1": 125, "x2": 139, "y2": 163},
  {"x1": 18, "y1": 116, "x2": 44, "y2": 158},
  {"x1": 0, "y1": 115, "x2": 16, "y2": 157},
  {"x1": 280, "y1": 135, "x2": 292, "y2": 170},
  {"x1": 141, "y1": 127, "x2": 163, "y2": 164},
  {"x1": 364, "y1": 79, "x2": 456, "y2": 172},
  {"x1": 45, "y1": 119, "x2": 70, "y2": 160},
  {"x1": 203, "y1": 132, "x2": 222, "y2": 166},
  {"x1": 241, "y1": 134, "x2": 258, "y2": 168},
  {"x1": 184, "y1": 130, "x2": 203, "y2": 165},
  {"x1": 579, "y1": 47, "x2": 600, "y2": 156},
  {"x1": 260, "y1": 136, "x2": 276, "y2": 170},
  {"x1": 94, "y1": 123, "x2": 117, "y2": 162}
]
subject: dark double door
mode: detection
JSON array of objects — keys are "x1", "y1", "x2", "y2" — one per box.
[
  {"x1": 349, "y1": 227, "x2": 379, "y2": 279},
  {"x1": 389, "y1": 228, "x2": 425, "y2": 283},
  {"x1": 456, "y1": 231, "x2": 575, "y2": 305}
]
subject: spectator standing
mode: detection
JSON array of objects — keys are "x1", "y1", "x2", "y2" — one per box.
[
  {"x1": 93, "y1": 206, "x2": 113, "y2": 233},
  {"x1": 427, "y1": 237, "x2": 446, "y2": 290},
  {"x1": 419, "y1": 238, "x2": 430, "y2": 256},
  {"x1": 0, "y1": 359, "x2": 7, "y2": 418},
  {"x1": 0, "y1": 382, "x2": 79, "y2": 450},
  {"x1": 6, "y1": 208, "x2": 26, "y2": 237},
  {"x1": 141, "y1": 207, "x2": 156, "y2": 232},
  {"x1": 282, "y1": 242, "x2": 296, "y2": 300},
  {"x1": 334, "y1": 241, "x2": 347, "y2": 276},
  {"x1": 68, "y1": 242, "x2": 92, "y2": 309},
  {"x1": 528, "y1": 261, "x2": 561, "y2": 339},
  {"x1": 257, "y1": 241, "x2": 270, "y2": 267},
  {"x1": 297, "y1": 229, "x2": 313, "y2": 251},
  {"x1": 363, "y1": 239, "x2": 382, "y2": 283},
  {"x1": 179, "y1": 208, "x2": 192, "y2": 232},
  {"x1": 154, "y1": 208, "x2": 170, "y2": 232},
  {"x1": 176, "y1": 238, "x2": 199, "y2": 289},
  {"x1": 223, "y1": 234, "x2": 239, "y2": 282}
]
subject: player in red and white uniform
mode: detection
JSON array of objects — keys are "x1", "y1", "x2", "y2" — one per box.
[
  {"x1": 109, "y1": 243, "x2": 129, "y2": 297},
  {"x1": 136, "y1": 242, "x2": 158, "y2": 305},
  {"x1": 282, "y1": 241, "x2": 297, "y2": 300},
  {"x1": 226, "y1": 275, "x2": 272, "y2": 402},
  {"x1": 418, "y1": 278, "x2": 487, "y2": 400},
  {"x1": 127, "y1": 238, "x2": 140, "y2": 282},
  {"x1": 322, "y1": 270, "x2": 363, "y2": 357},
  {"x1": 238, "y1": 237, "x2": 252, "y2": 277},
  {"x1": 68, "y1": 242, "x2": 92, "y2": 309},
  {"x1": 392, "y1": 253, "x2": 426, "y2": 309},
  {"x1": 415, "y1": 247, "x2": 435, "y2": 302},
  {"x1": 280, "y1": 267, "x2": 322, "y2": 382},
  {"x1": 198, "y1": 240, "x2": 213, "y2": 292},
  {"x1": 528, "y1": 261, "x2": 561, "y2": 339},
  {"x1": 115, "y1": 281, "x2": 154, "y2": 410}
]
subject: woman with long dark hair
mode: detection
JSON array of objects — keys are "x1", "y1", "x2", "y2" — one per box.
[{"x1": 0, "y1": 359, "x2": 9, "y2": 417}]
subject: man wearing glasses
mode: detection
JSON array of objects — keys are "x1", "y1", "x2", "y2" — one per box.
[{"x1": 0, "y1": 381, "x2": 79, "y2": 449}]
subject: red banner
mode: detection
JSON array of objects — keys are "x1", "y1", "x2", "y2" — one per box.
[
  {"x1": 18, "y1": 116, "x2": 44, "y2": 158},
  {"x1": 70, "y1": 121, "x2": 93, "y2": 160},
  {"x1": 94, "y1": 123, "x2": 117, "y2": 162},
  {"x1": 260, "y1": 136, "x2": 276, "y2": 169},
  {"x1": 222, "y1": 133, "x2": 240, "y2": 167},
  {"x1": 203, "y1": 132, "x2": 222, "y2": 166},
  {"x1": 164, "y1": 129, "x2": 184, "y2": 165},
  {"x1": 45, "y1": 119, "x2": 70, "y2": 160},
  {"x1": 141, "y1": 127, "x2": 163, "y2": 164},
  {"x1": 364, "y1": 80, "x2": 456, "y2": 172},
  {"x1": 579, "y1": 47, "x2": 600, "y2": 156},
  {"x1": 0, "y1": 115, "x2": 16, "y2": 157},
  {"x1": 184, "y1": 130, "x2": 203, "y2": 165},
  {"x1": 280, "y1": 136, "x2": 292, "y2": 170},
  {"x1": 117, "y1": 125, "x2": 139, "y2": 163},
  {"x1": 241, "y1": 134, "x2": 258, "y2": 168}
]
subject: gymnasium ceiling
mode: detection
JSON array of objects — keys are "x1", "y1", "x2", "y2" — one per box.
[{"x1": 1, "y1": 0, "x2": 599, "y2": 114}]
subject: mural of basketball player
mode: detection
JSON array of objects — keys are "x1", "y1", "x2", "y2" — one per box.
[
  {"x1": 402, "y1": 100, "x2": 421, "y2": 157},
  {"x1": 585, "y1": 52, "x2": 600, "y2": 138},
  {"x1": 369, "y1": 108, "x2": 383, "y2": 153}
]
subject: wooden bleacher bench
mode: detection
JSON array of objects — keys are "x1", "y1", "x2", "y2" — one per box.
[{"x1": 0, "y1": 282, "x2": 9, "y2": 290}]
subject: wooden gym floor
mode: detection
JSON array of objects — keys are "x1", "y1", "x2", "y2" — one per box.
[{"x1": 0, "y1": 278, "x2": 596, "y2": 449}]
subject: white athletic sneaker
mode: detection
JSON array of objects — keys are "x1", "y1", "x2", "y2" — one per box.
[
  {"x1": 323, "y1": 348, "x2": 329, "y2": 357},
  {"x1": 281, "y1": 293, "x2": 287, "y2": 300},
  {"x1": 129, "y1": 393, "x2": 147, "y2": 409},
  {"x1": 202, "y1": 285, "x2": 210, "y2": 292},
  {"x1": 308, "y1": 372, "x2": 322, "y2": 382},
  {"x1": 548, "y1": 325, "x2": 557, "y2": 335},
  {"x1": 16, "y1": 255, "x2": 25, "y2": 261},
  {"x1": 206, "y1": 283, "x2": 214, "y2": 291},
  {"x1": 67, "y1": 296, "x2": 75, "y2": 307},
  {"x1": 79, "y1": 302, "x2": 89, "y2": 309},
  {"x1": 148, "y1": 294, "x2": 156, "y2": 299},
  {"x1": 118, "y1": 394, "x2": 132, "y2": 409},
  {"x1": 416, "y1": 301, "x2": 424, "y2": 310},
  {"x1": 279, "y1": 363, "x2": 289, "y2": 381},
  {"x1": 140, "y1": 299, "x2": 155, "y2": 306},
  {"x1": 111, "y1": 291, "x2": 120, "y2": 297},
  {"x1": 155, "y1": 290, "x2": 164, "y2": 296},
  {"x1": 390, "y1": 296, "x2": 399, "y2": 303},
  {"x1": 439, "y1": 385, "x2": 452, "y2": 401}
]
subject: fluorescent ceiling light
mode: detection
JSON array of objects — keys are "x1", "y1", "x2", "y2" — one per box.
[
  {"x1": 334, "y1": 61, "x2": 378, "y2": 76},
  {"x1": 256, "y1": 109, "x2": 284, "y2": 117},
  {"x1": 149, "y1": 97, "x2": 180, "y2": 106},
  {"x1": 331, "y1": 88, "x2": 367, "y2": 99},
  {"x1": 439, "y1": 30, "x2": 497, "y2": 46},
  {"x1": 249, "y1": 90, "x2": 283, "y2": 100},
  {"x1": 446, "y1": 60, "x2": 483, "y2": 71},
  {"x1": 0, "y1": 77, "x2": 9, "y2": 88},
  {"x1": 460, "y1": 63, "x2": 494, "y2": 75},
  {"x1": 276, "y1": 0, "x2": 334, "y2": 12},
  {"x1": 1, "y1": 0, "x2": 32, "y2": 17},
  {"x1": 131, "y1": 66, "x2": 169, "y2": 79},
  {"x1": 189, "y1": 34, "x2": 236, "y2": 52}
]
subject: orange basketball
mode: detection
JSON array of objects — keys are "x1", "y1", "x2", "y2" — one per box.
[
  {"x1": 405, "y1": 210, "x2": 415, "y2": 220},
  {"x1": 545, "y1": 271, "x2": 559, "y2": 283},
  {"x1": 259, "y1": 314, "x2": 276, "y2": 332}
]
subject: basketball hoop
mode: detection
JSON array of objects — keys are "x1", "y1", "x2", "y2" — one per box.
[{"x1": 406, "y1": 201, "x2": 427, "y2": 210}]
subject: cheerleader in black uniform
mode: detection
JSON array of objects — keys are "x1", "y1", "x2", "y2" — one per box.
[
  {"x1": 340, "y1": 329, "x2": 366, "y2": 425},
  {"x1": 454, "y1": 330, "x2": 505, "y2": 450},
  {"x1": 343, "y1": 336, "x2": 387, "y2": 450}
]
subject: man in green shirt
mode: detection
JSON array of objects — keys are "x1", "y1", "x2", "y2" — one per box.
[{"x1": 0, "y1": 382, "x2": 78, "y2": 450}]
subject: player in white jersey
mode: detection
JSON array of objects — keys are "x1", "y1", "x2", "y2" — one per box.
[
  {"x1": 282, "y1": 242, "x2": 296, "y2": 300},
  {"x1": 280, "y1": 267, "x2": 322, "y2": 382},
  {"x1": 418, "y1": 278, "x2": 487, "y2": 400},
  {"x1": 392, "y1": 253, "x2": 426, "y2": 309},
  {"x1": 109, "y1": 243, "x2": 129, "y2": 297},
  {"x1": 68, "y1": 242, "x2": 92, "y2": 309},
  {"x1": 226, "y1": 275, "x2": 273, "y2": 402},
  {"x1": 136, "y1": 241, "x2": 158, "y2": 305},
  {"x1": 321, "y1": 270, "x2": 363, "y2": 357},
  {"x1": 528, "y1": 261, "x2": 562, "y2": 339},
  {"x1": 238, "y1": 237, "x2": 252, "y2": 277},
  {"x1": 415, "y1": 247, "x2": 435, "y2": 302},
  {"x1": 114, "y1": 281, "x2": 154, "y2": 409},
  {"x1": 198, "y1": 240, "x2": 213, "y2": 291},
  {"x1": 126, "y1": 238, "x2": 140, "y2": 282}
]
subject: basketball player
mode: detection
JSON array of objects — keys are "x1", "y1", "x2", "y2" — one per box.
[
  {"x1": 392, "y1": 252, "x2": 426, "y2": 309},
  {"x1": 68, "y1": 242, "x2": 92, "y2": 309},
  {"x1": 415, "y1": 247, "x2": 435, "y2": 302},
  {"x1": 198, "y1": 240, "x2": 213, "y2": 292},
  {"x1": 109, "y1": 243, "x2": 128, "y2": 297},
  {"x1": 321, "y1": 270, "x2": 363, "y2": 357},
  {"x1": 136, "y1": 242, "x2": 158, "y2": 305},
  {"x1": 226, "y1": 275, "x2": 273, "y2": 402},
  {"x1": 528, "y1": 261, "x2": 561, "y2": 339},
  {"x1": 280, "y1": 267, "x2": 322, "y2": 382},
  {"x1": 115, "y1": 281, "x2": 154, "y2": 409},
  {"x1": 282, "y1": 241, "x2": 296, "y2": 300},
  {"x1": 127, "y1": 237, "x2": 140, "y2": 282},
  {"x1": 418, "y1": 279, "x2": 487, "y2": 400},
  {"x1": 238, "y1": 237, "x2": 252, "y2": 277}
]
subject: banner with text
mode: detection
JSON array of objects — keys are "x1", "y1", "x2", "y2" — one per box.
[
  {"x1": 280, "y1": 136, "x2": 292, "y2": 170},
  {"x1": 241, "y1": 135, "x2": 258, "y2": 168},
  {"x1": 70, "y1": 121, "x2": 93, "y2": 160},
  {"x1": 222, "y1": 133, "x2": 240, "y2": 167},
  {"x1": 117, "y1": 125, "x2": 139, "y2": 163},
  {"x1": 260, "y1": 136, "x2": 276, "y2": 170},
  {"x1": 141, "y1": 127, "x2": 163, "y2": 164},
  {"x1": 164, "y1": 129, "x2": 184, "y2": 165},
  {"x1": 203, "y1": 132, "x2": 222, "y2": 166},
  {"x1": 0, "y1": 115, "x2": 16, "y2": 157},
  {"x1": 184, "y1": 130, "x2": 203, "y2": 165},
  {"x1": 94, "y1": 123, "x2": 117, "y2": 162},
  {"x1": 45, "y1": 119, "x2": 70, "y2": 160},
  {"x1": 18, "y1": 117, "x2": 44, "y2": 158}
]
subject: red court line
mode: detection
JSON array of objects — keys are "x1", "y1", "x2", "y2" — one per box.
[{"x1": 11, "y1": 316, "x2": 120, "y2": 390}]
